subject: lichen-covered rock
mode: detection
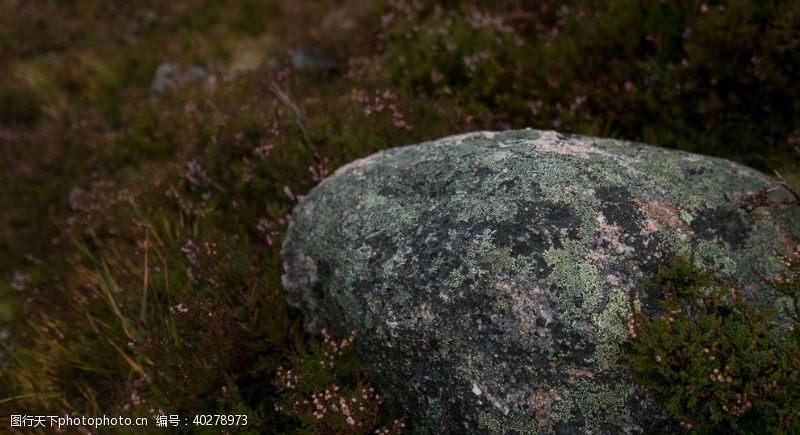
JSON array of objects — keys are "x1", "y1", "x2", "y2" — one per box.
[{"x1": 281, "y1": 129, "x2": 800, "y2": 434}]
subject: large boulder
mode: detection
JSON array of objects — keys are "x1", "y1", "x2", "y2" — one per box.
[{"x1": 281, "y1": 129, "x2": 800, "y2": 433}]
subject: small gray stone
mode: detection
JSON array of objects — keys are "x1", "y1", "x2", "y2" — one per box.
[
  {"x1": 151, "y1": 62, "x2": 214, "y2": 96},
  {"x1": 289, "y1": 47, "x2": 339, "y2": 74},
  {"x1": 281, "y1": 129, "x2": 800, "y2": 434}
]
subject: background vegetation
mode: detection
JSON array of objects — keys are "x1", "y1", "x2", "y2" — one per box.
[{"x1": 1, "y1": 0, "x2": 798, "y2": 432}]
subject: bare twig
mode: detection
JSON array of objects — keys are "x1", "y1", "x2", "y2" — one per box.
[{"x1": 265, "y1": 78, "x2": 319, "y2": 159}]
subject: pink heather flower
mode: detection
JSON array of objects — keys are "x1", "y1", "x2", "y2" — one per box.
[
  {"x1": 381, "y1": 12, "x2": 395, "y2": 27},
  {"x1": 392, "y1": 110, "x2": 407, "y2": 129},
  {"x1": 10, "y1": 271, "x2": 31, "y2": 291},
  {"x1": 257, "y1": 218, "x2": 279, "y2": 246},
  {"x1": 463, "y1": 51, "x2": 490, "y2": 71},
  {"x1": 283, "y1": 185, "x2": 296, "y2": 201},
  {"x1": 183, "y1": 159, "x2": 207, "y2": 186},
  {"x1": 254, "y1": 140, "x2": 274, "y2": 160},
  {"x1": 169, "y1": 302, "x2": 189, "y2": 314}
]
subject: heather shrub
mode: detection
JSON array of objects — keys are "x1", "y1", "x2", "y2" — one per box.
[
  {"x1": 379, "y1": 0, "x2": 800, "y2": 170},
  {"x1": 629, "y1": 251, "x2": 800, "y2": 433},
  {"x1": 274, "y1": 329, "x2": 405, "y2": 433}
]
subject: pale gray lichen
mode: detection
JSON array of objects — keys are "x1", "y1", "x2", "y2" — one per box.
[{"x1": 281, "y1": 129, "x2": 800, "y2": 434}]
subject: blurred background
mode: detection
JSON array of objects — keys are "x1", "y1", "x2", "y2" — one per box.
[{"x1": 1, "y1": 0, "x2": 798, "y2": 432}]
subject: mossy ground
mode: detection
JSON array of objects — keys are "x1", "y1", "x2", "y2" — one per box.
[{"x1": 1, "y1": 0, "x2": 799, "y2": 433}]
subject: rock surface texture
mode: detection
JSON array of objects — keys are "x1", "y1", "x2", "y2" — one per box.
[{"x1": 281, "y1": 129, "x2": 800, "y2": 434}]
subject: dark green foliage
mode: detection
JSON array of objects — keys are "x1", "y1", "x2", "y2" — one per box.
[
  {"x1": 380, "y1": 0, "x2": 800, "y2": 170},
  {"x1": 765, "y1": 248, "x2": 800, "y2": 326},
  {"x1": 629, "y1": 254, "x2": 800, "y2": 433},
  {"x1": 647, "y1": 254, "x2": 716, "y2": 299}
]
